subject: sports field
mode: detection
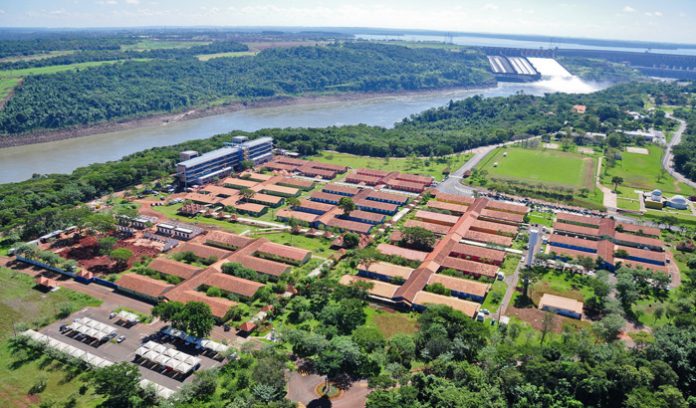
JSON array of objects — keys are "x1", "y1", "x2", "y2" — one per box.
[
  {"x1": 602, "y1": 144, "x2": 696, "y2": 196},
  {"x1": 477, "y1": 147, "x2": 595, "y2": 189}
]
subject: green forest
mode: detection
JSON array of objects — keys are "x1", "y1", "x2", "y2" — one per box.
[{"x1": 0, "y1": 42, "x2": 493, "y2": 135}]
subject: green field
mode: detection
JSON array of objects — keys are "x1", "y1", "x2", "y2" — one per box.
[
  {"x1": 617, "y1": 197, "x2": 641, "y2": 211},
  {"x1": 527, "y1": 211, "x2": 554, "y2": 227},
  {"x1": 308, "y1": 151, "x2": 472, "y2": 181},
  {"x1": 0, "y1": 50, "x2": 76, "y2": 63},
  {"x1": 197, "y1": 51, "x2": 257, "y2": 61},
  {"x1": 478, "y1": 147, "x2": 596, "y2": 189},
  {"x1": 121, "y1": 40, "x2": 210, "y2": 51},
  {"x1": 0, "y1": 267, "x2": 103, "y2": 407},
  {"x1": 529, "y1": 269, "x2": 595, "y2": 305},
  {"x1": 602, "y1": 144, "x2": 696, "y2": 196},
  {"x1": 364, "y1": 306, "x2": 419, "y2": 339}
]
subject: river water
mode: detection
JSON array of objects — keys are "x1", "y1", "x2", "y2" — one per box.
[{"x1": 0, "y1": 62, "x2": 607, "y2": 183}]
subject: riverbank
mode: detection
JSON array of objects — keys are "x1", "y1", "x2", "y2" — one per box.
[{"x1": 0, "y1": 83, "x2": 496, "y2": 148}]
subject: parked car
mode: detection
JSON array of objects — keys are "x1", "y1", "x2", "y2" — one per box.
[{"x1": 116, "y1": 335, "x2": 126, "y2": 343}]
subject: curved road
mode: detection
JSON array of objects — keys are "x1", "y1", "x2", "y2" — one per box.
[{"x1": 663, "y1": 115, "x2": 696, "y2": 189}]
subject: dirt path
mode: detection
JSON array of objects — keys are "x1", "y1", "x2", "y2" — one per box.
[{"x1": 595, "y1": 157, "x2": 617, "y2": 213}]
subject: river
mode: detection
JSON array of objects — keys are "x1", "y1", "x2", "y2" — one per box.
[{"x1": 0, "y1": 63, "x2": 608, "y2": 183}]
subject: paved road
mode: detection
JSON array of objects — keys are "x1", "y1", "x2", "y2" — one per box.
[
  {"x1": 437, "y1": 137, "x2": 540, "y2": 196},
  {"x1": 663, "y1": 115, "x2": 696, "y2": 189}
]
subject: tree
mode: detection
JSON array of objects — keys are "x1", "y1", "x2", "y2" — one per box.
[
  {"x1": 594, "y1": 313, "x2": 626, "y2": 342},
  {"x1": 152, "y1": 301, "x2": 184, "y2": 322},
  {"x1": 540, "y1": 312, "x2": 555, "y2": 344},
  {"x1": 172, "y1": 302, "x2": 215, "y2": 338},
  {"x1": 520, "y1": 267, "x2": 543, "y2": 301},
  {"x1": 98, "y1": 236, "x2": 117, "y2": 255},
  {"x1": 611, "y1": 176, "x2": 624, "y2": 192},
  {"x1": 109, "y1": 247, "x2": 132, "y2": 269},
  {"x1": 319, "y1": 299, "x2": 367, "y2": 335},
  {"x1": 240, "y1": 188, "x2": 256, "y2": 200},
  {"x1": 386, "y1": 334, "x2": 416, "y2": 367},
  {"x1": 400, "y1": 226, "x2": 436, "y2": 251},
  {"x1": 91, "y1": 362, "x2": 141, "y2": 407},
  {"x1": 338, "y1": 196, "x2": 357, "y2": 216},
  {"x1": 241, "y1": 159, "x2": 255, "y2": 170},
  {"x1": 352, "y1": 326, "x2": 385, "y2": 353},
  {"x1": 342, "y1": 232, "x2": 360, "y2": 249},
  {"x1": 286, "y1": 196, "x2": 300, "y2": 207}
]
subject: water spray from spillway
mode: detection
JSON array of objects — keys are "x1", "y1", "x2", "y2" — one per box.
[{"x1": 527, "y1": 57, "x2": 605, "y2": 94}]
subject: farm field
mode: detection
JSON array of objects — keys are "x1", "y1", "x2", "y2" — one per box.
[
  {"x1": 308, "y1": 151, "x2": 472, "y2": 181},
  {"x1": 602, "y1": 144, "x2": 696, "y2": 196},
  {"x1": 0, "y1": 50, "x2": 77, "y2": 63},
  {"x1": 477, "y1": 146, "x2": 595, "y2": 189},
  {"x1": 196, "y1": 51, "x2": 257, "y2": 61},
  {"x1": 121, "y1": 39, "x2": 210, "y2": 51}
]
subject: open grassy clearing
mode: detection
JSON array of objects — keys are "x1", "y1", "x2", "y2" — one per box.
[
  {"x1": 602, "y1": 144, "x2": 696, "y2": 196},
  {"x1": 0, "y1": 267, "x2": 103, "y2": 407},
  {"x1": 527, "y1": 211, "x2": 554, "y2": 227},
  {"x1": 481, "y1": 280, "x2": 507, "y2": 314},
  {"x1": 364, "y1": 306, "x2": 418, "y2": 339},
  {"x1": 528, "y1": 268, "x2": 595, "y2": 306},
  {"x1": 617, "y1": 197, "x2": 641, "y2": 211},
  {"x1": 121, "y1": 39, "x2": 210, "y2": 51},
  {"x1": 197, "y1": 51, "x2": 257, "y2": 61},
  {"x1": 308, "y1": 151, "x2": 472, "y2": 181},
  {"x1": 0, "y1": 50, "x2": 77, "y2": 63},
  {"x1": 478, "y1": 146, "x2": 595, "y2": 189}
]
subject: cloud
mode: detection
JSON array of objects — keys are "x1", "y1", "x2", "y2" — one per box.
[
  {"x1": 622, "y1": 6, "x2": 636, "y2": 13},
  {"x1": 482, "y1": 3, "x2": 499, "y2": 11},
  {"x1": 0, "y1": 9, "x2": 5, "y2": 15},
  {"x1": 125, "y1": 0, "x2": 140, "y2": 4},
  {"x1": 644, "y1": 11, "x2": 663, "y2": 17}
]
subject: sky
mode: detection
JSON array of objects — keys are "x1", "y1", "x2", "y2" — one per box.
[{"x1": 1, "y1": 0, "x2": 695, "y2": 44}]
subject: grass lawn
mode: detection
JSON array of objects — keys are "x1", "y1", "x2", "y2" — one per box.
[
  {"x1": 308, "y1": 151, "x2": 472, "y2": 181},
  {"x1": 152, "y1": 203, "x2": 259, "y2": 235},
  {"x1": 527, "y1": 211, "x2": 554, "y2": 227},
  {"x1": 528, "y1": 268, "x2": 595, "y2": 306},
  {"x1": 121, "y1": 40, "x2": 210, "y2": 51},
  {"x1": 602, "y1": 144, "x2": 696, "y2": 196},
  {"x1": 643, "y1": 209, "x2": 696, "y2": 226},
  {"x1": 482, "y1": 280, "x2": 507, "y2": 314},
  {"x1": 0, "y1": 267, "x2": 103, "y2": 407},
  {"x1": 478, "y1": 146, "x2": 596, "y2": 189},
  {"x1": 0, "y1": 50, "x2": 76, "y2": 63},
  {"x1": 617, "y1": 197, "x2": 641, "y2": 211},
  {"x1": 197, "y1": 51, "x2": 257, "y2": 61},
  {"x1": 634, "y1": 297, "x2": 670, "y2": 329},
  {"x1": 364, "y1": 306, "x2": 418, "y2": 339}
]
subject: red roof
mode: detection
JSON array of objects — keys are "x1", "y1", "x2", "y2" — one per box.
[
  {"x1": 169, "y1": 290, "x2": 237, "y2": 318},
  {"x1": 549, "y1": 234, "x2": 599, "y2": 250},
  {"x1": 276, "y1": 209, "x2": 320, "y2": 223},
  {"x1": 184, "y1": 192, "x2": 220, "y2": 205},
  {"x1": 449, "y1": 243, "x2": 506, "y2": 264},
  {"x1": 172, "y1": 242, "x2": 232, "y2": 260},
  {"x1": 394, "y1": 173, "x2": 433, "y2": 185},
  {"x1": 360, "y1": 261, "x2": 414, "y2": 280},
  {"x1": 387, "y1": 179, "x2": 427, "y2": 192},
  {"x1": 553, "y1": 222, "x2": 599, "y2": 237},
  {"x1": 485, "y1": 200, "x2": 529, "y2": 215},
  {"x1": 238, "y1": 321, "x2": 256, "y2": 332},
  {"x1": 480, "y1": 208, "x2": 525, "y2": 223},
  {"x1": 414, "y1": 210, "x2": 460, "y2": 226},
  {"x1": 203, "y1": 184, "x2": 240, "y2": 197},
  {"x1": 326, "y1": 217, "x2": 374, "y2": 234},
  {"x1": 355, "y1": 199, "x2": 399, "y2": 212},
  {"x1": 556, "y1": 212, "x2": 602, "y2": 227},
  {"x1": 377, "y1": 243, "x2": 428, "y2": 262},
  {"x1": 346, "y1": 173, "x2": 382, "y2": 185},
  {"x1": 615, "y1": 245, "x2": 666, "y2": 263},
  {"x1": 234, "y1": 255, "x2": 291, "y2": 277},
  {"x1": 347, "y1": 210, "x2": 385, "y2": 223},
  {"x1": 296, "y1": 199, "x2": 335, "y2": 213},
  {"x1": 278, "y1": 177, "x2": 315, "y2": 189},
  {"x1": 117, "y1": 273, "x2": 174, "y2": 298},
  {"x1": 310, "y1": 191, "x2": 344, "y2": 203},
  {"x1": 464, "y1": 230, "x2": 513, "y2": 247},
  {"x1": 148, "y1": 258, "x2": 200, "y2": 280},
  {"x1": 614, "y1": 232, "x2": 663, "y2": 248},
  {"x1": 205, "y1": 231, "x2": 254, "y2": 250},
  {"x1": 323, "y1": 183, "x2": 360, "y2": 196},
  {"x1": 235, "y1": 202, "x2": 267, "y2": 214},
  {"x1": 205, "y1": 273, "x2": 264, "y2": 298},
  {"x1": 222, "y1": 177, "x2": 259, "y2": 188},
  {"x1": 434, "y1": 192, "x2": 475, "y2": 205},
  {"x1": 367, "y1": 190, "x2": 409, "y2": 204},
  {"x1": 427, "y1": 200, "x2": 469, "y2": 215},
  {"x1": 404, "y1": 219, "x2": 451, "y2": 235},
  {"x1": 248, "y1": 193, "x2": 283, "y2": 205},
  {"x1": 549, "y1": 246, "x2": 598, "y2": 260},
  {"x1": 35, "y1": 276, "x2": 58, "y2": 288},
  {"x1": 440, "y1": 257, "x2": 499, "y2": 278},
  {"x1": 428, "y1": 274, "x2": 490, "y2": 297},
  {"x1": 257, "y1": 241, "x2": 311, "y2": 263},
  {"x1": 471, "y1": 219, "x2": 519, "y2": 236},
  {"x1": 297, "y1": 165, "x2": 337, "y2": 178},
  {"x1": 356, "y1": 168, "x2": 390, "y2": 177}
]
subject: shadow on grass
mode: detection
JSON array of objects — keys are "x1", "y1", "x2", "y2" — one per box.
[{"x1": 513, "y1": 295, "x2": 535, "y2": 309}]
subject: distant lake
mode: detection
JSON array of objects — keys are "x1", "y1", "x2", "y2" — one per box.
[
  {"x1": 0, "y1": 63, "x2": 608, "y2": 183},
  {"x1": 356, "y1": 34, "x2": 696, "y2": 56}
]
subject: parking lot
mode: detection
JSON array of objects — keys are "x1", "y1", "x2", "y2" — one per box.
[{"x1": 41, "y1": 305, "x2": 224, "y2": 391}]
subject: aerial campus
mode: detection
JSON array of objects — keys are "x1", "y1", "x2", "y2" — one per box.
[{"x1": 2, "y1": 12, "x2": 696, "y2": 408}]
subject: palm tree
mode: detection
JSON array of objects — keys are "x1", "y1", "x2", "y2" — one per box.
[{"x1": 611, "y1": 176, "x2": 624, "y2": 193}]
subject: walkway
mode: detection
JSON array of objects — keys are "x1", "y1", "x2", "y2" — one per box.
[
  {"x1": 498, "y1": 257, "x2": 523, "y2": 317},
  {"x1": 595, "y1": 156, "x2": 617, "y2": 213},
  {"x1": 662, "y1": 115, "x2": 696, "y2": 189}
]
